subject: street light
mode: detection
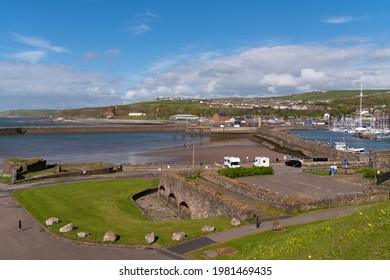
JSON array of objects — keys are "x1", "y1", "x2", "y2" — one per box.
[{"x1": 192, "y1": 133, "x2": 195, "y2": 167}]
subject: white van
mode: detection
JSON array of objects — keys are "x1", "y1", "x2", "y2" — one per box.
[
  {"x1": 253, "y1": 157, "x2": 270, "y2": 167},
  {"x1": 224, "y1": 156, "x2": 240, "y2": 168}
]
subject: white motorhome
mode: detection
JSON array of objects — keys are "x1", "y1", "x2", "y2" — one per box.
[
  {"x1": 253, "y1": 157, "x2": 270, "y2": 167},
  {"x1": 224, "y1": 156, "x2": 240, "y2": 168}
]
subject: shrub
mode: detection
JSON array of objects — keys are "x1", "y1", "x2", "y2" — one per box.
[
  {"x1": 355, "y1": 167, "x2": 384, "y2": 179},
  {"x1": 0, "y1": 174, "x2": 10, "y2": 185},
  {"x1": 218, "y1": 166, "x2": 274, "y2": 179}
]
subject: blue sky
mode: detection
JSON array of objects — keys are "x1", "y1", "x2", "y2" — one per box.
[{"x1": 1, "y1": 0, "x2": 390, "y2": 110}]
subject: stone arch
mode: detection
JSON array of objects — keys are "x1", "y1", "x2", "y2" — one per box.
[
  {"x1": 167, "y1": 193, "x2": 177, "y2": 208},
  {"x1": 158, "y1": 185, "x2": 166, "y2": 198},
  {"x1": 179, "y1": 201, "x2": 191, "y2": 219}
]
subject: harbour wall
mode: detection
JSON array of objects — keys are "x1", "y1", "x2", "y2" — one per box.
[
  {"x1": 252, "y1": 127, "x2": 359, "y2": 161},
  {"x1": 0, "y1": 124, "x2": 187, "y2": 135}
]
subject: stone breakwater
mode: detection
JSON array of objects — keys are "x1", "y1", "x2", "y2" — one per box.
[{"x1": 0, "y1": 124, "x2": 186, "y2": 135}]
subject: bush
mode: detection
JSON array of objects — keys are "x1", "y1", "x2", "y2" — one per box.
[
  {"x1": 0, "y1": 174, "x2": 10, "y2": 185},
  {"x1": 355, "y1": 167, "x2": 384, "y2": 179},
  {"x1": 218, "y1": 166, "x2": 274, "y2": 179}
]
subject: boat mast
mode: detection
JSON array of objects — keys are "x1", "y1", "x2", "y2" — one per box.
[{"x1": 359, "y1": 82, "x2": 363, "y2": 128}]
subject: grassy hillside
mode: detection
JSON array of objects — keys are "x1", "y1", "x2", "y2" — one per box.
[
  {"x1": 3, "y1": 89, "x2": 389, "y2": 119},
  {"x1": 0, "y1": 109, "x2": 59, "y2": 117},
  {"x1": 190, "y1": 200, "x2": 390, "y2": 260},
  {"x1": 283, "y1": 89, "x2": 390, "y2": 101}
]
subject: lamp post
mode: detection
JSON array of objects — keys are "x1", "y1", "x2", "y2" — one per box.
[{"x1": 192, "y1": 133, "x2": 195, "y2": 167}]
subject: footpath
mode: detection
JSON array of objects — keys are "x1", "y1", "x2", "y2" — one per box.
[{"x1": 167, "y1": 204, "x2": 370, "y2": 256}]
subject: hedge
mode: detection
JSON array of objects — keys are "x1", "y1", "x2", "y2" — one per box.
[{"x1": 217, "y1": 166, "x2": 274, "y2": 179}]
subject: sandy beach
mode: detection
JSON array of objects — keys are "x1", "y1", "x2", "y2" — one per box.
[{"x1": 140, "y1": 138, "x2": 290, "y2": 164}]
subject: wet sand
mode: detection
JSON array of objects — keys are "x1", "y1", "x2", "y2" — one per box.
[{"x1": 140, "y1": 138, "x2": 289, "y2": 164}]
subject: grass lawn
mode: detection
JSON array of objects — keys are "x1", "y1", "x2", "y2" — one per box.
[
  {"x1": 14, "y1": 178, "x2": 233, "y2": 247},
  {"x1": 190, "y1": 200, "x2": 390, "y2": 260}
]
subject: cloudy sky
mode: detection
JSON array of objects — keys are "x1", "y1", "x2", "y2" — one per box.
[{"x1": 1, "y1": 0, "x2": 390, "y2": 111}]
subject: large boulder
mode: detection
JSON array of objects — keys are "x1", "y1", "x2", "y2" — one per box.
[
  {"x1": 103, "y1": 231, "x2": 117, "y2": 242},
  {"x1": 172, "y1": 231, "x2": 186, "y2": 241},
  {"x1": 77, "y1": 232, "x2": 90, "y2": 238},
  {"x1": 272, "y1": 220, "x2": 284, "y2": 232},
  {"x1": 201, "y1": 225, "x2": 216, "y2": 233},
  {"x1": 230, "y1": 218, "x2": 241, "y2": 227},
  {"x1": 59, "y1": 223, "x2": 73, "y2": 233},
  {"x1": 203, "y1": 250, "x2": 219, "y2": 259},
  {"x1": 145, "y1": 232, "x2": 156, "y2": 244},
  {"x1": 45, "y1": 217, "x2": 59, "y2": 226}
]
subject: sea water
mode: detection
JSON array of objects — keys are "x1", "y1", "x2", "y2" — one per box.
[
  {"x1": 0, "y1": 118, "x2": 207, "y2": 168},
  {"x1": 291, "y1": 129, "x2": 390, "y2": 154}
]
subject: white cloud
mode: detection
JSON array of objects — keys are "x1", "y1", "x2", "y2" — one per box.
[
  {"x1": 323, "y1": 15, "x2": 370, "y2": 24},
  {"x1": 11, "y1": 33, "x2": 68, "y2": 53},
  {"x1": 83, "y1": 51, "x2": 99, "y2": 61},
  {"x1": 260, "y1": 73, "x2": 298, "y2": 87},
  {"x1": 141, "y1": 10, "x2": 159, "y2": 19},
  {"x1": 83, "y1": 49, "x2": 121, "y2": 61},
  {"x1": 128, "y1": 10, "x2": 159, "y2": 35},
  {"x1": 323, "y1": 16, "x2": 353, "y2": 24},
  {"x1": 0, "y1": 62, "x2": 121, "y2": 110},
  {"x1": 11, "y1": 51, "x2": 47, "y2": 63},
  {"x1": 104, "y1": 49, "x2": 121, "y2": 55},
  {"x1": 372, "y1": 48, "x2": 390, "y2": 59},
  {"x1": 121, "y1": 44, "x2": 390, "y2": 101},
  {"x1": 132, "y1": 23, "x2": 150, "y2": 35},
  {"x1": 8, "y1": 33, "x2": 68, "y2": 63}
]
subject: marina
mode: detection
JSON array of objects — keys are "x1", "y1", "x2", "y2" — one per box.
[
  {"x1": 328, "y1": 85, "x2": 390, "y2": 140},
  {"x1": 291, "y1": 129, "x2": 390, "y2": 157}
]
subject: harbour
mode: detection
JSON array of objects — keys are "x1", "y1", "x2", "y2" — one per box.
[{"x1": 291, "y1": 128, "x2": 390, "y2": 157}]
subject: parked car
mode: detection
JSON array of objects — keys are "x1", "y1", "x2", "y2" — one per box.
[{"x1": 285, "y1": 159, "x2": 302, "y2": 167}]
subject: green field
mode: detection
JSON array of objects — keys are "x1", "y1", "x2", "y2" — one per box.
[
  {"x1": 283, "y1": 89, "x2": 390, "y2": 101},
  {"x1": 190, "y1": 200, "x2": 390, "y2": 260},
  {"x1": 13, "y1": 178, "x2": 233, "y2": 247}
]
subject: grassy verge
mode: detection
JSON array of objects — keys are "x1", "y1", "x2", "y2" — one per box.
[
  {"x1": 13, "y1": 178, "x2": 233, "y2": 247},
  {"x1": 0, "y1": 174, "x2": 10, "y2": 184},
  {"x1": 190, "y1": 200, "x2": 390, "y2": 260}
]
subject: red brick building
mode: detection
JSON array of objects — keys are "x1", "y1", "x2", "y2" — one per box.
[{"x1": 211, "y1": 112, "x2": 229, "y2": 123}]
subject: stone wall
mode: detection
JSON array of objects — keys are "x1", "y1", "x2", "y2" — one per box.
[
  {"x1": 253, "y1": 127, "x2": 358, "y2": 161},
  {"x1": 2, "y1": 158, "x2": 47, "y2": 174},
  {"x1": 202, "y1": 170, "x2": 388, "y2": 212},
  {"x1": 14, "y1": 165, "x2": 115, "y2": 184},
  {"x1": 159, "y1": 170, "x2": 255, "y2": 220},
  {"x1": 370, "y1": 150, "x2": 390, "y2": 172}
]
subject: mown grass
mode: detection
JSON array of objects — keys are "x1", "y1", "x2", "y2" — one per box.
[
  {"x1": 14, "y1": 178, "x2": 233, "y2": 247},
  {"x1": 190, "y1": 201, "x2": 390, "y2": 260}
]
